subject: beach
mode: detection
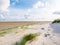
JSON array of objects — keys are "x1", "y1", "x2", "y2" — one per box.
[
  {"x1": 0, "y1": 21, "x2": 60, "y2": 45},
  {"x1": 0, "y1": 21, "x2": 51, "y2": 30}
]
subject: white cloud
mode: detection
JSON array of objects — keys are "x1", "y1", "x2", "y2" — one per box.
[
  {"x1": 0, "y1": 9, "x2": 28, "y2": 20},
  {"x1": 33, "y1": 1, "x2": 44, "y2": 8},
  {"x1": 46, "y1": 0, "x2": 60, "y2": 12},
  {"x1": 0, "y1": 14, "x2": 5, "y2": 19},
  {"x1": 0, "y1": 0, "x2": 60, "y2": 21},
  {"x1": 0, "y1": 0, "x2": 10, "y2": 11},
  {"x1": 26, "y1": 0, "x2": 60, "y2": 21}
]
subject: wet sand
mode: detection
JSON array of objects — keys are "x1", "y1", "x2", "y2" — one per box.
[{"x1": 0, "y1": 21, "x2": 51, "y2": 30}]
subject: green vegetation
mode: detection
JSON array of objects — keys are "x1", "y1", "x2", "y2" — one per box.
[
  {"x1": 0, "y1": 24, "x2": 36, "y2": 36},
  {"x1": 0, "y1": 24, "x2": 30, "y2": 36},
  {"x1": 0, "y1": 26, "x2": 18, "y2": 36},
  {"x1": 20, "y1": 25, "x2": 29, "y2": 30},
  {"x1": 20, "y1": 23, "x2": 36, "y2": 30},
  {"x1": 52, "y1": 19, "x2": 60, "y2": 23},
  {"x1": 15, "y1": 33, "x2": 39, "y2": 45}
]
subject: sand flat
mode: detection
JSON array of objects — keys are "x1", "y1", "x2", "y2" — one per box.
[{"x1": 0, "y1": 21, "x2": 51, "y2": 30}]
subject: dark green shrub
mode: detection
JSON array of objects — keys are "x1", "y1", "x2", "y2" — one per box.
[{"x1": 52, "y1": 19, "x2": 60, "y2": 23}]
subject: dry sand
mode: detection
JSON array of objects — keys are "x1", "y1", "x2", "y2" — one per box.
[
  {"x1": 0, "y1": 21, "x2": 51, "y2": 30},
  {"x1": 0, "y1": 21, "x2": 60, "y2": 45},
  {"x1": 0, "y1": 22, "x2": 60, "y2": 45}
]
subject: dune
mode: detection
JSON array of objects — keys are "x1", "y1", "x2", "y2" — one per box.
[{"x1": 0, "y1": 22, "x2": 60, "y2": 45}]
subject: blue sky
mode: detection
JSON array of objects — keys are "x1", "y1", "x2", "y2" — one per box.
[
  {"x1": 10, "y1": 0, "x2": 37, "y2": 8},
  {"x1": 10, "y1": 0, "x2": 46, "y2": 8},
  {"x1": 0, "y1": 0, "x2": 60, "y2": 21}
]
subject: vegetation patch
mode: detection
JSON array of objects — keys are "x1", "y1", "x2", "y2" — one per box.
[
  {"x1": 0, "y1": 26, "x2": 18, "y2": 36},
  {"x1": 52, "y1": 19, "x2": 60, "y2": 23},
  {"x1": 20, "y1": 24, "x2": 35, "y2": 30},
  {"x1": 15, "y1": 33, "x2": 39, "y2": 45},
  {"x1": 20, "y1": 25, "x2": 29, "y2": 30},
  {"x1": 0, "y1": 24, "x2": 36, "y2": 36}
]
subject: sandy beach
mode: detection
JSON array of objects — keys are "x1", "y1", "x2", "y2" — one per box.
[
  {"x1": 0, "y1": 21, "x2": 51, "y2": 30},
  {"x1": 0, "y1": 21, "x2": 60, "y2": 45}
]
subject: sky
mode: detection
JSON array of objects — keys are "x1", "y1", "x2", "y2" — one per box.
[{"x1": 0, "y1": 0, "x2": 60, "y2": 21}]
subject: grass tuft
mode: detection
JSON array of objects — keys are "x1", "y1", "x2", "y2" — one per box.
[
  {"x1": 0, "y1": 26, "x2": 18, "y2": 36},
  {"x1": 15, "y1": 33, "x2": 39, "y2": 45}
]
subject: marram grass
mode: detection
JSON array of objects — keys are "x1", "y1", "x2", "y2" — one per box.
[
  {"x1": 0, "y1": 24, "x2": 36, "y2": 36},
  {"x1": 0, "y1": 26, "x2": 18, "y2": 36},
  {"x1": 15, "y1": 33, "x2": 40, "y2": 45}
]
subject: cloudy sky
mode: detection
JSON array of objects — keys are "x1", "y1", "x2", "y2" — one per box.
[{"x1": 0, "y1": 0, "x2": 60, "y2": 21}]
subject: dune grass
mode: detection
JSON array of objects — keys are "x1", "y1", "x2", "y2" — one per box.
[
  {"x1": 0, "y1": 26, "x2": 19, "y2": 36},
  {"x1": 20, "y1": 25, "x2": 29, "y2": 30},
  {"x1": 15, "y1": 33, "x2": 39, "y2": 45},
  {"x1": 0, "y1": 24, "x2": 30, "y2": 36},
  {"x1": 0, "y1": 23, "x2": 36, "y2": 36},
  {"x1": 20, "y1": 23, "x2": 36, "y2": 30}
]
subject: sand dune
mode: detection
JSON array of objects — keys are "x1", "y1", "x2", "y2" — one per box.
[{"x1": 0, "y1": 22, "x2": 60, "y2": 45}]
